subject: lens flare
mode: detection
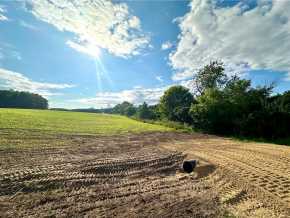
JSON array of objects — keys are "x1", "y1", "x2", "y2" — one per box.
[{"x1": 94, "y1": 54, "x2": 113, "y2": 92}]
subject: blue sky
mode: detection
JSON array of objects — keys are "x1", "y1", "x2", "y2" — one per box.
[{"x1": 0, "y1": 0, "x2": 290, "y2": 108}]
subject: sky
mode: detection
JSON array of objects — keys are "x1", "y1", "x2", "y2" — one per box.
[{"x1": 0, "y1": 0, "x2": 290, "y2": 109}]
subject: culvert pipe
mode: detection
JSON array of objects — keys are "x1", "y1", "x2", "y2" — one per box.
[{"x1": 183, "y1": 160, "x2": 198, "y2": 173}]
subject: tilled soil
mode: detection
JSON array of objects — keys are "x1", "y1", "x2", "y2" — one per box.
[
  {"x1": 0, "y1": 132, "x2": 224, "y2": 218},
  {"x1": 0, "y1": 131, "x2": 289, "y2": 217},
  {"x1": 162, "y1": 136, "x2": 290, "y2": 217}
]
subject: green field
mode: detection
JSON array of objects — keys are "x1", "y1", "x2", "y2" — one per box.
[{"x1": 0, "y1": 108, "x2": 171, "y2": 135}]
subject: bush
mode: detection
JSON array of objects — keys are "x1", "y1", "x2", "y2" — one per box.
[
  {"x1": 136, "y1": 102, "x2": 155, "y2": 120},
  {"x1": 241, "y1": 111, "x2": 290, "y2": 139},
  {"x1": 190, "y1": 88, "x2": 237, "y2": 135}
]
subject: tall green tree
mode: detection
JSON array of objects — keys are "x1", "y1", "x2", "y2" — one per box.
[
  {"x1": 271, "y1": 91, "x2": 290, "y2": 113},
  {"x1": 159, "y1": 85, "x2": 194, "y2": 123},
  {"x1": 193, "y1": 61, "x2": 227, "y2": 95}
]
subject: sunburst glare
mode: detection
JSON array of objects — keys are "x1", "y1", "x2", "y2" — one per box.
[{"x1": 94, "y1": 54, "x2": 114, "y2": 93}]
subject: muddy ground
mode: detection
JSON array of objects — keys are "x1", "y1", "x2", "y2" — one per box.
[{"x1": 0, "y1": 131, "x2": 289, "y2": 217}]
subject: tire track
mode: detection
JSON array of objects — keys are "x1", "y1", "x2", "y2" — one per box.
[{"x1": 162, "y1": 138, "x2": 290, "y2": 215}]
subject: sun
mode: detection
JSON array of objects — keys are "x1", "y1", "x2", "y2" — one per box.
[
  {"x1": 67, "y1": 41, "x2": 101, "y2": 59},
  {"x1": 85, "y1": 44, "x2": 101, "y2": 59}
]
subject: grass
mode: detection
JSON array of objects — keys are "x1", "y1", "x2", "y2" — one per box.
[
  {"x1": 231, "y1": 135, "x2": 290, "y2": 146},
  {"x1": 134, "y1": 118, "x2": 195, "y2": 133},
  {"x1": 0, "y1": 108, "x2": 172, "y2": 135}
]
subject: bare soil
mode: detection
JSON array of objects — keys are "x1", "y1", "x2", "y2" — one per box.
[
  {"x1": 161, "y1": 134, "x2": 290, "y2": 217},
  {"x1": 0, "y1": 131, "x2": 289, "y2": 217}
]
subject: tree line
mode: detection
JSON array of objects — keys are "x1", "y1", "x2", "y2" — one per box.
[
  {"x1": 0, "y1": 90, "x2": 48, "y2": 109},
  {"x1": 1, "y1": 62, "x2": 289, "y2": 142},
  {"x1": 106, "y1": 61, "x2": 290, "y2": 141}
]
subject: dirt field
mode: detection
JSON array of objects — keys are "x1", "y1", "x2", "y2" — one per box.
[
  {"x1": 161, "y1": 134, "x2": 290, "y2": 217},
  {"x1": 0, "y1": 131, "x2": 289, "y2": 217}
]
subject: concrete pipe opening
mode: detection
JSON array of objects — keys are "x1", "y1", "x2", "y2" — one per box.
[{"x1": 183, "y1": 160, "x2": 198, "y2": 173}]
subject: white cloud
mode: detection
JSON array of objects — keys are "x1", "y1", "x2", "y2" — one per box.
[
  {"x1": 69, "y1": 77, "x2": 203, "y2": 108},
  {"x1": 161, "y1": 41, "x2": 173, "y2": 50},
  {"x1": 0, "y1": 5, "x2": 8, "y2": 21},
  {"x1": 0, "y1": 43, "x2": 21, "y2": 61},
  {"x1": 27, "y1": 0, "x2": 149, "y2": 58},
  {"x1": 0, "y1": 14, "x2": 7, "y2": 21},
  {"x1": 19, "y1": 20, "x2": 38, "y2": 30},
  {"x1": 0, "y1": 68, "x2": 74, "y2": 97},
  {"x1": 70, "y1": 79, "x2": 199, "y2": 109},
  {"x1": 156, "y1": 76, "x2": 163, "y2": 82},
  {"x1": 170, "y1": 0, "x2": 290, "y2": 81},
  {"x1": 285, "y1": 72, "x2": 290, "y2": 81},
  {"x1": 72, "y1": 86, "x2": 168, "y2": 108}
]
